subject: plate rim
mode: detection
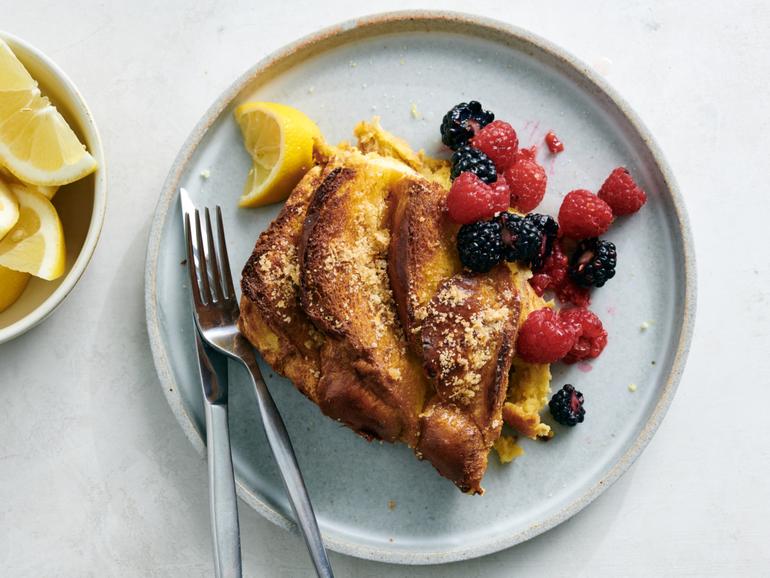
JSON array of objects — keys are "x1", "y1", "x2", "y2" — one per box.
[{"x1": 144, "y1": 10, "x2": 697, "y2": 564}]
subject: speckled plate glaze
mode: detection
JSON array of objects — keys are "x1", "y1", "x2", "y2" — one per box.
[{"x1": 145, "y1": 11, "x2": 695, "y2": 564}]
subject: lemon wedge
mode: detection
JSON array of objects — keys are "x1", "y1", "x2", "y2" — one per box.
[
  {"x1": 0, "y1": 183, "x2": 65, "y2": 279},
  {"x1": 0, "y1": 166, "x2": 57, "y2": 199},
  {"x1": 0, "y1": 264, "x2": 30, "y2": 313},
  {"x1": 0, "y1": 39, "x2": 97, "y2": 186},
  {"x1": 234, "y1": 101, "x2": 321, "y2": 207},
  {"x1": 0, "y1": 177, "x2": 19, "y2": 239}
]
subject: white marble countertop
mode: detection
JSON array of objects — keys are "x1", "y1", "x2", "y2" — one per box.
[{"x1": 2, "y1": 1, "x2": 768, "y2": 576}]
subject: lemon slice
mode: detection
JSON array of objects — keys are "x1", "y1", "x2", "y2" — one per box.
[
  {"x1": 0, "y1": 264, "x2": 30, "y2": 313},
  {"x1": 0, "y1": 184, "x2": 65, "y2": 279},
  {"x1": 0, "y1": 39, "x2": 97, "y2": 186},
  {"x1": 0, "y1": 177, "x2": 19, "y2": 239},
  {"x1": 234, "y1": 101, "x2": 321, "y2": 207},
  {"x1": 0, "y1": 166, "x2": 57, "y2": 198}
]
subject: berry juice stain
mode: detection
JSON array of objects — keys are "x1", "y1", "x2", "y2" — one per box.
[{"x1": 577, "y1": 362, "x2": 593, "y2": 373}]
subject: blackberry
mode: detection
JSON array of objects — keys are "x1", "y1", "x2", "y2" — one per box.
[
  {"x1": 549, "y1": 384, "x2": 585, "y2": 426},
  {"x1": 456, "y1": 219, "x2": 503, "y2": 273},
  {"x1": 525, "y1": 213, "x2": 559, "y2": 271},
  {"x1": 568, "y1": 238, "x2": 617, "y2": 287},
  {"x1": 498, "y1": 212, "x2": 542, "y2": 265},
  {"x1": 440, "y1": 101, "x2": 495, "y2": 150},
  {"x1": 450, "y1": 145, "x2": 497, "y2": 184}
]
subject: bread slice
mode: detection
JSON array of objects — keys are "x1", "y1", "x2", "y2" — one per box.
[
  {"x1": 239, "y1": 164, "x2": 329, "y2": 401},
  {"x1": 416, "y1": 268, "x2": 520, "y2": 493},
  {"x1": 298, "y1": 154, "x2": 431, "y2": 445},
  {"x1": 388, "y1": 176, "x2": 523, "y2": 493}
]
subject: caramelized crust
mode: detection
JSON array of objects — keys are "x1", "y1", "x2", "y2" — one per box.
[
  {"x1": 238, "y1": 121, "x2": 552, "y2": 494},
  {"x1": 388, "y1": 175, "x2": 522, "y2": 493},
  {"x1": 238, "y1": 165, "x2": 327, "y2": 400},
  {"x1": 299, "y1": 160, "x2": 429, "y2": 445},
  {"x1": 388, "y1": 177, "x2": 459, "y2": 353},
  {"x1": 416, "y1": 269, "x2": 520, "y2": 494}
]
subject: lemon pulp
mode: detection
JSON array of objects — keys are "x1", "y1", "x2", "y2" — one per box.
[
  {"x1": 234, "y1": 101, "x2": 321, "y2": 207},
  {"x1": 0, "y1": 39, "x2": 97, "y2": 186}
]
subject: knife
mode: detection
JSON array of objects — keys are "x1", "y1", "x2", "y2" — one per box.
[{"x1": 181, "y1": 188, "x2": 242, "y2": 578}]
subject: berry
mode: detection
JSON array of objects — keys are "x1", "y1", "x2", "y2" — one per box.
[
  {"x1": 545, "y1": 131, "x2": 564, "y2": 153},
  {"x1": 447, "y1": 172, "x2": 509, "y2": 224},
  {"x1": 504, "y1": 158, "x2": 547, "y2": 213},
  {"x1": 491, "y1": 175, "x2": 511, "y2": 201},
  {"x1": 524, "y1": 213, "x2": 558, "y2": 270},
  {"x1": 516, "y1": 308, "x2": 577, "y2": 364},
  {"x1": 470, "y1": 120, "x2": 519, "y2": 170},
  {"x1": 498, "y1": 212, "x2": 542, "y2": 264},
  {"x1": 558, "y1": 189, "x2": 614, "y2": 239},
  {"x1": 513, "y1": 146, "x2": 537, "y2": 162},
  {"x1": 598, "y1": 167, "x2": 647, "y2": 216},
  {"x1": 557, "y1": 280, "x2": 591, "y2": 307},
  {"x1": 568, "y1": 238, "x2": 617, "y2": 288},
  {"x1": 528, "y1": 240, "x2": 591, "y2": 307},
  {"x1": 440, "y1": 101, "x2": 495, "y2": 150},
  {"x1": 456, "y1": 219, "x2": 504, "y2": 273},
  {"x1": 451, "y1": 145, "x2": 497, "y2": 184},
  {"x1": 549, "y1": 384, "x2": 585, "y2": 426},
  {"x1": 559, "y1": 308, "x2": 608, "y2": 364}
]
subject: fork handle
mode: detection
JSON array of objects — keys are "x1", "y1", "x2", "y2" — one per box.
[
  {"x1": 241, "y1": 354, "x2": 334, "y2": 578},
  {"x1": 205, "y1": 402, "x2": 243, "y2": 578}
]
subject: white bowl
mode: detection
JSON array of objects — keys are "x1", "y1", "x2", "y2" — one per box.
[{"x1": 0, "y1": 32, "x2": 106, "y2": 344}]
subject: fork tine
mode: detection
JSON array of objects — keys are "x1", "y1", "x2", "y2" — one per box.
[
  {"x1": 184, "y1": 213, "x2": 203, "y2": 308},
  {"x1": 194, "y1": 210, "x2": 212, "y2": 304},
  {"x1": 204, "y1": 207, "x2": 224, "y2": 303},
  {"x1": 215, "y1": 206, "x2": 237, "y2": 300}
]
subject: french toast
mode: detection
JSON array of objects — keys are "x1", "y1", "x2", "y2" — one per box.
[
  {"x1": 298, "y1": 154, "x2": 429, "y2": 445},
  {"x1": 238, "y1": 119, "x2": 553, "y2": 494},
  {"x1": 239, "y1": 163, "x2": 327, "y2": 401},
  {"x1": 388, "y1": 176, "x2": 524, "y2": 492}
]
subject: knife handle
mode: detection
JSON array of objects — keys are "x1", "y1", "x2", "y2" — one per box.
[
  {"x1": 237, "y1": 347, "x2": 334, "y2": 578},
  {"x1": 205, "y1": 402, "x2": 243, "y2": 578}
]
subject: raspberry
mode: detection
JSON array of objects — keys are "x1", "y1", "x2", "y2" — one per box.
[
  {"x1": 529, "y1": 240, "x2": 568, "y2": 292},
  {"x1": 470, "y1": 120, "x2": 519, "y2": 170},
  {"x1": 446, "y1": 172, "x2": 509, "y2": 224},
  {"x1": 456, "y1": 219, "x2": 504, "y2": 273},
  {"x1": 504, "y1": 158, "x2": 547, "y2": 213},
  {"x1": 557, "y1": 280, "x2": 591, "y2": 307},
  {"x1": 528, "y1": 240, "x2": 591, "y2": 307},
  {"x1": 545, "y1": 131, "x2": 564, "y2": 153},
  {"x1": 491, "y1": 175, "x2": 510, "y2": 201},
  {"x1": 516, "y1": 308, "x2": 577, "y2": 364},
  {"x1": 598, "y1": 167, "x2": 647, "y2": 216},
  {"x1": 549, "y1": 384, "x2": 585, "y2": 426},
  {"x1": 558, "y1": 189, "x2": 614, "y2": 239},
  {"x1": 559, "y1": 307, "x2": 608, "y2": 364},
  {"x1": 450, "y1": 145, "x2": 497, "y2": 184},
  {"x1": 440, "y1": 101, "x2": 495, "y2": 150},
  {"x1": 513, "y1": 146, "x2": 537, "y2": 162}
]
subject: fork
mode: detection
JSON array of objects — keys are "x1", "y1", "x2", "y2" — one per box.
[{"x1": 184, "y1": 200, "x2": 334, "y2": 578}]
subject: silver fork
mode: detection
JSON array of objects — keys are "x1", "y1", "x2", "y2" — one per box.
[{"x1": 183, "y1": 198, "x2": 334, "y2": 578}]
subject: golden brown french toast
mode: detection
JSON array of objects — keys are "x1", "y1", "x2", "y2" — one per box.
[
  {"x1": 416, "y1": 268, "x2": 520, "y2": 493},
  {"x1": 299, "y1": 155, "x2": 429, "y2": 445},
  {"x1": 238, "y1": 118, "x2": 553, "y2": 494},
  {"x1": 239, "y1": 164, "x2": 328, "y2": 401},
  {"x1": 388, "y1": 176, "x2": 523, "y2": 492}
]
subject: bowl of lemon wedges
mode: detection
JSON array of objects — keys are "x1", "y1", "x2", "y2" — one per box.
[{"x1": 0, "y1": 33, "x2": 105, "y2": 344}]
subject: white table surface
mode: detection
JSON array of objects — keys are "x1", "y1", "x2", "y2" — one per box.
[{"x1": 2, "y1": 1, "x2": 768, "y2": 576}]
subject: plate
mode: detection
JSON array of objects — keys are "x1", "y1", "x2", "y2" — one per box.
[{"x1": 145, "y1": 11, "x2": 695, "y2": 564}]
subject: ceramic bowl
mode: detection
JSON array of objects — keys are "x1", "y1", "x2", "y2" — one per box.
[{"x1": 0, "y1": 32, "x2": 106, "y2": 344}]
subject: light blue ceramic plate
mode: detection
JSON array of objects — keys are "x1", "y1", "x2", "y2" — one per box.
[{"x1": 145, "y1": 11, "x2": 696, "y2": 564}]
